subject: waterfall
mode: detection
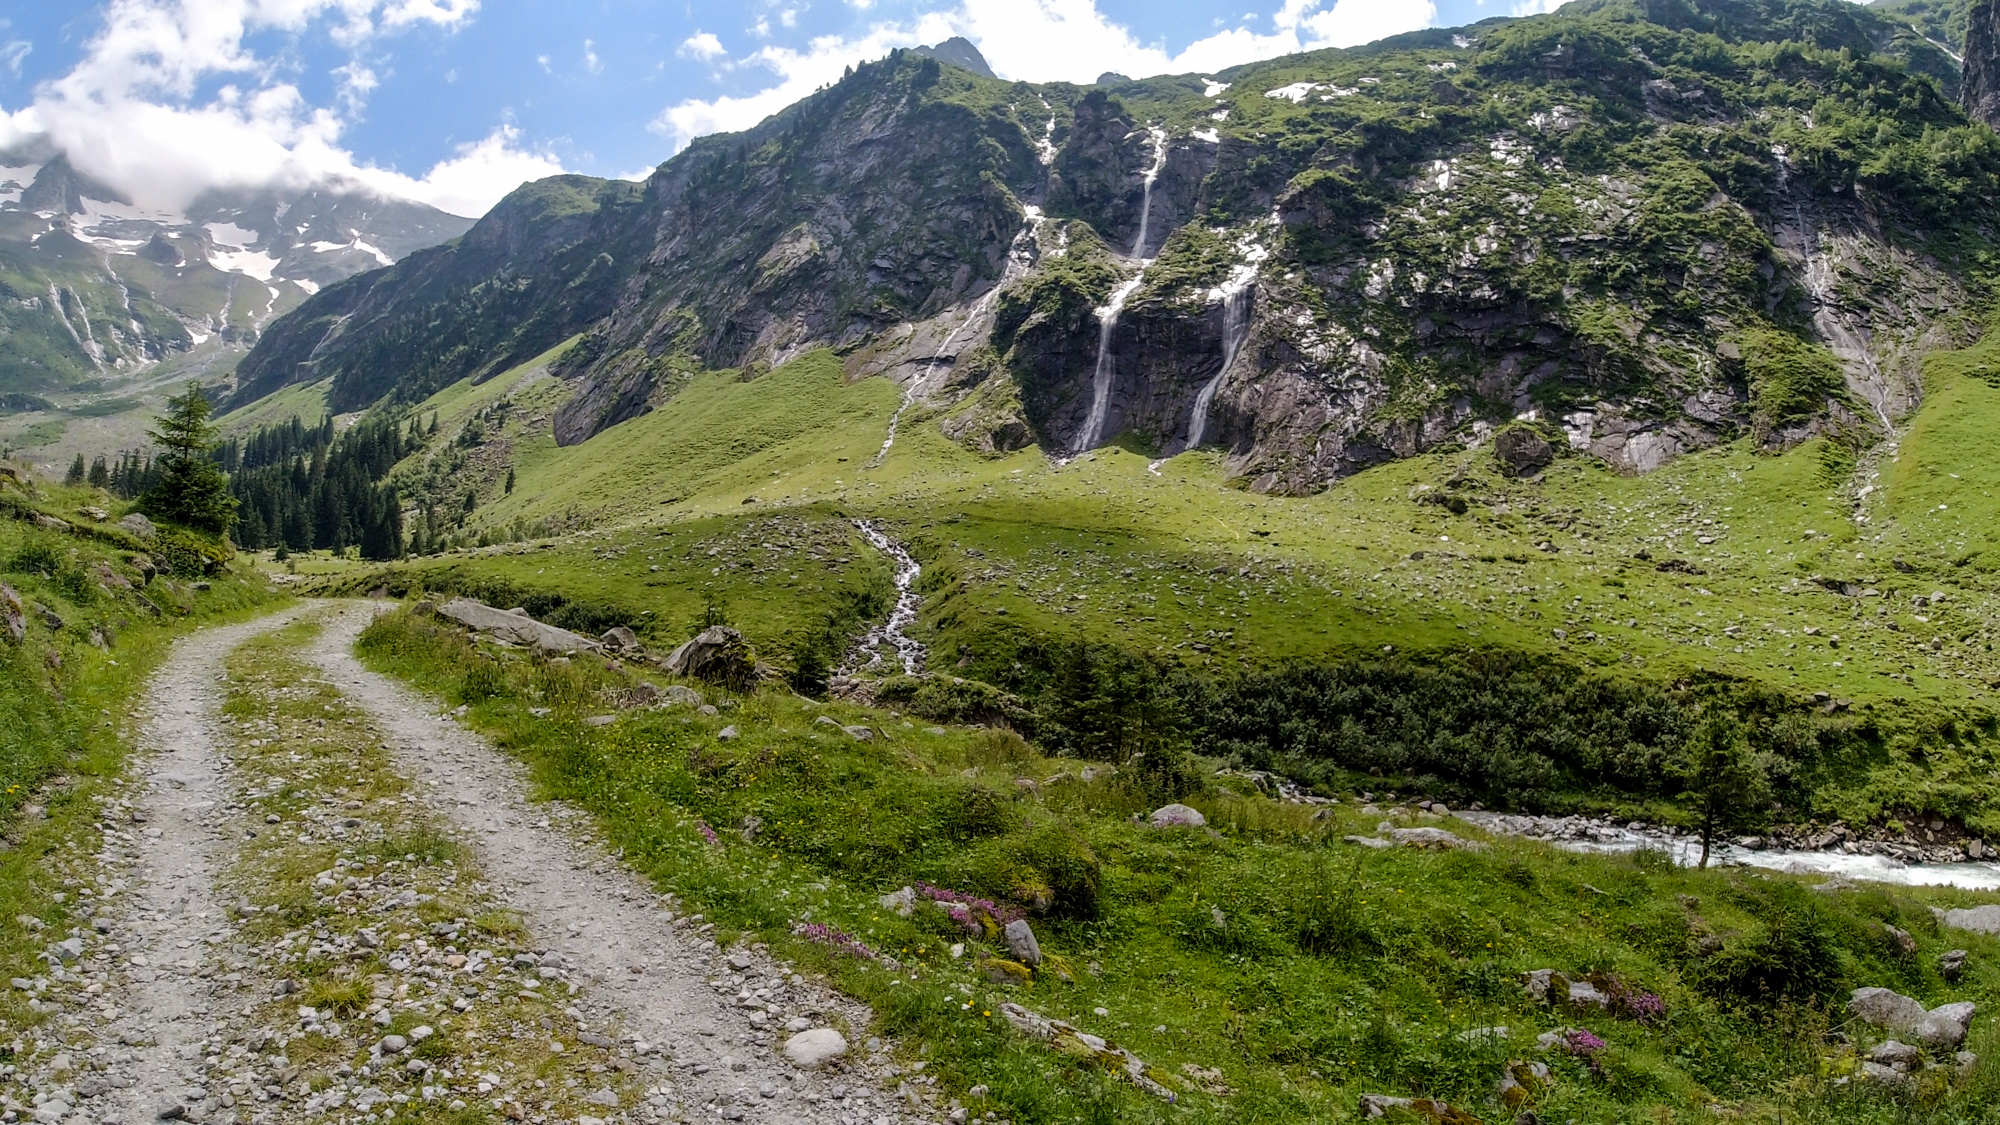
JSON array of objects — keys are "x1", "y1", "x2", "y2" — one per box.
[
  {"x1": 1076, "y1": 127, "x2": 1170, "y2": 454},
  {"x1": 1078, "y1": 274, "x2": 1145, "y2": 453},
  {"x1": 1183, "y1": 274, "x2": 1254, "y2": 451},
  {"x1": 1129, "y1": 126, "x2": 1168, "y2": 259},
  {"x1": 872, "y1": 208, "x2": 1044, "y2": 467}
]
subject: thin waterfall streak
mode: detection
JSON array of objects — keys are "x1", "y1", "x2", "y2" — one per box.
[
  {"x1": 1185, "y1": 281, "x2": 1253, "y2": 451},
  {"x1": 1129, "y1": 126, "x2": 1168, "y2": 259},
  {"x1": 1079, "y1": 273, "x2": 1144, "y2": 453}
]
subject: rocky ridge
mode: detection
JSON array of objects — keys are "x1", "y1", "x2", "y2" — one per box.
[{"x1": 232, "y1": 0, "x2": 2000, "y2": 495}]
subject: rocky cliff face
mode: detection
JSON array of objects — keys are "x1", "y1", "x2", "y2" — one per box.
[
  {"x1": 235, "y1": 0, "x2": 1998, "y2": 493},
  {"x1": 1965, "y1": 0, "x2": 2000, "y2": 127}
]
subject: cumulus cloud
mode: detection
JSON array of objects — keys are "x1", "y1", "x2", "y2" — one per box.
[
  {"x1": 680, "y1": 31, "x2": 727, "y2": 61},
  {"x1": 0, "y1": 0, "x2": 561, "y2": 218},
  {"x1": 652, "y1": 0, "x2": 1438, "y2": 150},
  {"x1": 1510, "y1": 0, "x2": 1569, "y2": 13}
]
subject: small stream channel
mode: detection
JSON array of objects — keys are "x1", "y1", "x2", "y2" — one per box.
[{"x1": 842, "y1": 519, "x2": 925, "y2": 676}]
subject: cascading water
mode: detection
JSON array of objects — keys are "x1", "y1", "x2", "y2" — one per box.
[
  {"x1": 1076, "y1": 127, "x2": 1170, "y2": 453},
  {"x1": 1128, "y1": 126, "x2": 1168, "y2": 259},
  {"x1": 1077, "y1": 274, "x2": 1144, "y2": 453},
  {"x1": 841, "y1": 519, "x2": 926, "y2": 676},
  {"x1": 872, "y1": 208, "x2": 1044, "y2": 467},
  {"x1": 1182, "y1": 271, "x2": 1254, "y2": 451}
]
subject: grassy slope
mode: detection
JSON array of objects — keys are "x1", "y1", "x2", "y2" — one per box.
[
  {"x1": 359, "y1": 604, "x2": 2000, "y2": 1125},
  {"x1": 293, "y1": 336, "x2": 2000, "y2": 826},
  {"x1": 0, "y1": 471, "x2": 281, "y2": 1029}
]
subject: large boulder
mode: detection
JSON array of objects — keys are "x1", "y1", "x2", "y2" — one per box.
[
  {"x1": 1494, "y1": 426, "x2": 1555, "y2": 477},
  {"x1": 1917, "y1": 1001, "x2": 1978, "y2": 1049},
  {"x1": 1148, "y1": 803, "x2": 1206, "y2": 828},
  {"x1": 118, "y1": 513, "x2": 156, "y2": 539},
  {"x1": 1004, "y1": 919, "x2": 1042, "y2": 967},
  {"x1": 1940, "y1": 904, "x2": 2000, "y2": 935},
  {"x1": 1849, "y1": 987, "x2": 1928, "y2": 1034},
  {"x1": 664, "y1": 626, "x2": 759, "y2": 687},
  {"x1": 435, "y1": 598, "x2": 601, "y2": 655}
]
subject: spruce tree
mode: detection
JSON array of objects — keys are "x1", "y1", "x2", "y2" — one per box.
[
  {"x1": 87, "y1": 456, "x2": 109, "y2": 488},
  {"x1": 141, "y1": 383, "x2": 238, "y2": 536},
  {"x1": 505, "y1": 467, "x2": 516, "y2": 495},
  {"x1": 65, "y1": 454, "x2": 86, "y2": 485}
]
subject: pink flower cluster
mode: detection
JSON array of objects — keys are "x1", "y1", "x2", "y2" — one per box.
[
  {"x1": 793, "y1": 922, "x2": 878, "y2": 961},
  {"x1": 914, "y1": 882, "x2": 1021, "y2": 932},
  {"x1": 1563, "y1": 1029, "x2": 1606, "y2": 1055},
  {"x1": 696, "y1": 820, "x2": 720, "y2": 846}
]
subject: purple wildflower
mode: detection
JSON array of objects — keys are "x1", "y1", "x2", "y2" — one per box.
[
  {"x1": 793, "y1": 922, "x2": 878, "y2": 961},
  {"x1": 1564, "y1": 1029, "x2": 1606, "y2": 1055},
  {"x1": 1620, "y1": 991, "x2": 1666, "y2": 1024},
  {"x1": 696, "y1": 820, "x2": 720, "y2": 846},
  {"x1": 913, "y1": 882, "x2": 1022, "y2": 932}
]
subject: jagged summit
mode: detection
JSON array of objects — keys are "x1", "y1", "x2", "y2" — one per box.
[
  {"x1": 18, "y1": 153, "x2": 131, "y2": 215},
  {"x1": 910, "y1": 36, "x2": 995, "y2": 79}
]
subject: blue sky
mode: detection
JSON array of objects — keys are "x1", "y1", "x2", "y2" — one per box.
[{"x1": 0, "y1": 0, "x2": 1561, "y2": 217}]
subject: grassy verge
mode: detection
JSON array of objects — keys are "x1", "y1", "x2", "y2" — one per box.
[
  {"x1": 0, "y1": 471, "x2": 282, "y2": 1031},
  {"x1": 359, "y1": 603, "x2": 2000, "y2": 1124}
]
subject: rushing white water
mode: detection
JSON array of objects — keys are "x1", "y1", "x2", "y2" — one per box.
[
  {"x1": 1078, "y1": 273, "x2": 1145, "y2": 453},
  {"x1": 1129, "y1": 126, "x2": 1169, "y2": 259},
  {"x1": 1458, "y1": 811, "x2": 2000, "y2": 890},
  {"x1": 1183, "y1": 270, "x2": 1255, "y2": 451},
  {"x1": 843, "y1": 520, "x2": 926, "y2": 676},
  {"x1": 872, "y1": 209, "x2": 1044, "y2": 467}
]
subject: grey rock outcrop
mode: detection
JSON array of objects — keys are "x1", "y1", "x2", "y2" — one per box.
[
  {"x1": 1966, "y1": 0, "x2": 2000, "y2": 130},
  {"x1": 435, "y1": 598, "x2": 600, "y2": 654},
  {"x1": 1003, "y1": 919, "x2": 1042, "y2": 967},
  {"x1": 1917, "y1": 1001, "x2": 1978, "y2": 1049},
  {"x1": 663, "y1": 626, "x2": 759, "y2": 687},
  {"x1": 1940, "y1": 904, "x2": 2000, "y2": 935},
  {"x1": 1849, "y1": 987, "x2": 1928, "y2": 1034}
]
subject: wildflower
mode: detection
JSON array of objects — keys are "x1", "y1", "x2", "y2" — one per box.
[
  {"x1": 696, "y1": 820, "x2": 720, "y2": 846},
  {"x1": 793, "y1": 922, "x2": 878, "y2": 961}
]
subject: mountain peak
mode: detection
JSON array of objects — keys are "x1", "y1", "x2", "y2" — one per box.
[
  {"x1": 19, "y1": 153, "x2": 130, "y2": 215},
  {"x1": 910, "y1": 36, "x2": 995, "y2": 79}
]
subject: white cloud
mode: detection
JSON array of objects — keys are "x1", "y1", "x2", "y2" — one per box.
[
  {"x1": 679, "y1": 31, "x2": 727, "y2": 61},
  {"x1": 1510, "y1": 0, "x2": 1568, "y2": 13},
  {"x1": 584, "y1": 37, "x2": 602, "y2": 74},
  {"x1": 0, "y1": 0, "x2": 561, "y2": 218},
  {"x1": 652, "y1": 0, "x2": 1439, "y2": 150},
  {"x1": 0, "y1": 40, "x2": 27, "y2": 79}
]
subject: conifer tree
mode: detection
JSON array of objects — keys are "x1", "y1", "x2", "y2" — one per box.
[
  {"x1": 65, "y1": 454, "x2": 86, "y2": 485},
  {"x1": 141, "y1": 383, "x2": 237, "y2": 536}
]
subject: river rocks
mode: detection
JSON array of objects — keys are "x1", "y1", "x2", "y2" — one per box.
[
  {"x1": 436, "y1": 598, "x2": 601, "y2": 654},
  {"x1": 1849, "y1": 987, "x2": 1928, "y2": 1034},
  {"x1": 1917, "y1": 1001, "x2": 1977, "y2": 1049},
  {"x1": 118, "y1": 513, "x2": 156, "y2": 539},
  {"x1": 1003, "y1": 919, "x2": 1042, "y2": 967},
  {"x1": 1148, "y1": 803, "x2": 1205, "y2": 828},
  {"x1": 1940, "y1": 904, "x2": 2000, "y2": 935},
  {"x1": 782, "y1": 1028, "x2": 847, "y2": 1068},
  {"x1": 663, "y1": 626, "x2": 760, "y2": 688}
]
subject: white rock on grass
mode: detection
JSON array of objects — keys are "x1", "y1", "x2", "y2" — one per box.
[
  {"x1": 783, "y1": 1028, "x2": 848, "y2": 1067},
  {"x1": 1849, "y1": 987, "x2": 1928, "y2": 1034},
  {"x1": 1148, "y1": 804, "x2": 1205, "y2": 828},
  {"x1": 1940, "y1": 905, "x2": 2000, "y2": 935},
  {"x1": 1004, "y1": 919, "x2": 1042, "y2": 966},
  {"x1": 1917, "y1": 1001, "x2": 1978, "y2": 1049}
]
